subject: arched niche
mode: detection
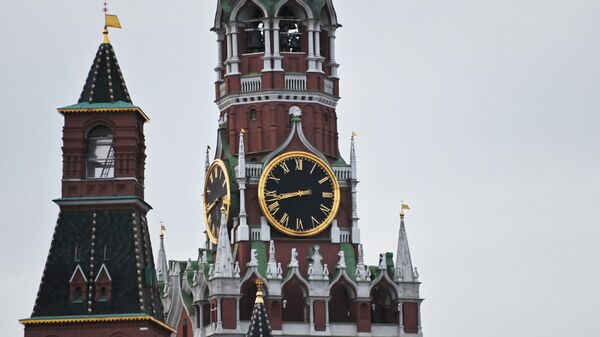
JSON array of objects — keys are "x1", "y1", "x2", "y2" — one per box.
[
  {"x1": 281, "y1": 276, "x2": 308, "y2": 322},
  {"x1": 276, "y1": 2, "x2": 309, "y2": 53},
  {"x1": 370, "y1": 279, "x2": 399, "y2": 324},
  {"x1": 328, "y1": 278, "x2": 357, "y2": 322},
  {"x1": 237, "y1": 1, "x2": 267, "y2": 54}
]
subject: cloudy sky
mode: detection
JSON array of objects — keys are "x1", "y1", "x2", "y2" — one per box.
[{"x1": 1, "y1": 0, "x2": 599, "y2": 336}]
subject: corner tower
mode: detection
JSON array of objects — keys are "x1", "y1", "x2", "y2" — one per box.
[{"x1": 21, "y1": 24, "x2": 173, "y2": 337}]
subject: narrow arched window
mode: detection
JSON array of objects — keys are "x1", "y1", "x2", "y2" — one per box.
[
  {"x1": 279, "y1": 5, "x2": 302, "y2": 52},
  {"x1": 250, "y1": 108, "x2": 258, "y2": 121},
  {"x1": 74, "y1": 287, "x2": 82, "y2": 301},
  {"x1": 86, "y1": 126, "x2": 114, "y2": 178},
  {"x1": 99, "y1": 287, "x2": 107, "y2": 300}
]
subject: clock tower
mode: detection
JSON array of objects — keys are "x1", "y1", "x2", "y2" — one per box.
[{"x1": 159, "y1": 1, "x2": 424, "y2": 337}]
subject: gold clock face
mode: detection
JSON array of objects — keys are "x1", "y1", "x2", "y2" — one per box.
[
  {"x1": 203, "y1": 159, "x2": 231, "y2": 244},
  {"x1": 258, "y1": 151, "x2": 340, "y2": 237}
]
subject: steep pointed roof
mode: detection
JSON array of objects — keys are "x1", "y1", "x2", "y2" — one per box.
[
  {"x1": 396, "y1": 214, "x2": 415, "y2": 282},
  {"x1": 156, "y1": 231, "x2": 168, "y2": 284},
  {"x1": 79, "y1": 32, "x2": 131, "y2": 104},
  {"x1": 246, "y1": 282, "x2": 273, "y2": 337},
  {"x1": 58, "y1": 30, "x2": 148, "y2": 121}
]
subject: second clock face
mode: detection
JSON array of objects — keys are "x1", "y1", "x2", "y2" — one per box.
[
  {"x1": 258, "y1": 151, "x2": 340, "y2": 237},
  {"x1": 203, "y1": 159, "x2": 231, "y2": 244}
]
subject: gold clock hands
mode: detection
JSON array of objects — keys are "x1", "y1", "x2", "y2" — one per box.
[
  {"x1": 277, "y1": 189, "x2": 312, "y2": 200},
  {"x1": 205, "y1": 198, "x2": 220, "y2": 213}
]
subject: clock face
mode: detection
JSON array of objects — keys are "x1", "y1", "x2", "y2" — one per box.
[
  {"x1": 258, "y1": 151, "x2": 340, "y2": 237},
  {"x1": 203, "y1": 160, "x2": 231, "y2": 244}
]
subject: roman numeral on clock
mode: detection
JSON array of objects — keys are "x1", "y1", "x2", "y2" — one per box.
[
  {"x1": 296, "y1": 218, "x2": 304, "y2": 230},
  {"x1": 268, "y1": 174, "x2": 280, "y2": 183},
  {"x1": 322, "y1": 192, "x2": 333, "y2": 198},
  {"x1": 268, "y1": 201, "x2": 280, "y2": 215},
  {"x1": 280, "y1": 162, "x2": 290, "y2": 174},
  {"x1": 311, "y1": 216, "x2": 320, "y2": 227},
  {"x1": 320, "y1": 204, "x2": 331, "y2": 215},
  {"x1": 294, "y1": 158, "x2": 303, "y2": 170},
  {"x1": 319, "y1": 176, "x2": 329, "y2": 184},
  {"x1": 280, "y1": 213, "x2": 289, "y2": 227}
]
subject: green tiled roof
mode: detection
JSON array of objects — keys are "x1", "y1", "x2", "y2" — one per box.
[
  {"x1": 251, "y1": 241, "x2": 268, "y2": 277},
  {"x1": 59, "y1": 101, "x2": 139, "y2": 111},
  {"x1": 340, "y1": 243, "x2": 356, "y2": 280}
]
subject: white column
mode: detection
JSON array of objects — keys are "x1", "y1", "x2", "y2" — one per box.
[
  {"x1": 225, "y1": 25, "x2": 233, "y2": 75},
  {"x1": 398, "y1": 302, "x2": 405, "y2": 336},
  {"x1": 230, "y1": 23, "x2": 241, "y2": 75},
  {"x1": 328, "y1": 28, "x2": 339, "y2": 78},
  {"x1": 262, "y1": 19, "x2": 272, "y2": 71},
  {"x1": 309, "y1": 298, "x2": 315, "y2": 332},
  {"x1": 314, "y1": 23, "x2": 323, "y2": 72},
  {"x1": 216, "y1": 298, "x2": 223, "y2": 331},
  {"x1": 215, "y1": 30, "x2": 225, "y2": 80},
  {"x1": 306, "y1": 20, "x2": 317, "y2": 72},
  {"x1": 272, "y1": 19, "x2": 283, "y2": 71}
]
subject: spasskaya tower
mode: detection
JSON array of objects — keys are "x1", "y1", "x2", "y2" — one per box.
[{"x1": 158, "y1": 1, "x2": 425, "y2": 337}]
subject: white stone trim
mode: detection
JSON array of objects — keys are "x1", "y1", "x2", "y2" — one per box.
[{"x1": 217, "y1": 90, "x2": 338, "y2": 111}]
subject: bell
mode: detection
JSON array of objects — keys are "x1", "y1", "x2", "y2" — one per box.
[
  {"x1": 247, "y1": 30, "x2": 264, "y2": 52},
  {"x1": 289, "y1": 34, "x2": 301, "y2": 51}
]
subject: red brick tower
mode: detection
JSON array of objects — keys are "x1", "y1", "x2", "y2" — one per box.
[
  {"x1": 156, "y1": 1, "x2": 423, "y2": 337},
  {"x1": 21, "y1": 24, "x2": 173, "y2": 337}
]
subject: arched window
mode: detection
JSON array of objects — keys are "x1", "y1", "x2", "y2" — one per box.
[
  {"x1": 250, "y1": 108, "x2": 258, "y2": 121},
  {"x1": 182, "y1": 318, "x2": 189, "y2": 337},
  {"x1": 86, "y1": 125, "x2": 114, "y2": 178},
  {"x1": 239, "y1": 3, "x2": 265, "y2": 54},
  {"x1": 329, "y1": 282, "x2": 355, "y2": 322},
  {"x1": 99, "y1": 287, "x2": 108, "y2": 300},
  {"x1": 239, "y1": 279, "x2": 258, "y2": 320},
  {"x1": 282, "y1": 278, "x2": 307, "y2": 322},
  {"x1": 279, "y1": 5, "x2": 304, "y2": 52},
  {"x1": 370, "y1": 282, "x2": 399, "y2": 324}
]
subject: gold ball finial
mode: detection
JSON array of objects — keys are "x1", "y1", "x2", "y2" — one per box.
[{"x1": 255, "y1": 279, "x2": 264, "y2": 304}]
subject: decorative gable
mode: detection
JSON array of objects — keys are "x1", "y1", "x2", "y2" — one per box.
[
  {"x1": 68, "y1": 265, "x2": 87, "y2": 303},
  {"x1": 94, "y1": 264, "x2": 113, "y2": 302}
]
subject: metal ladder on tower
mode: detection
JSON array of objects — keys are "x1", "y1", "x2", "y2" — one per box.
[{"x1": 100, "y1": 145, "x2": 115, "y2": 178}]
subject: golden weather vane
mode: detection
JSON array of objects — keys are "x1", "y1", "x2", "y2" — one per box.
[
  {"x1": 102, "y1": 0, "x2": 122, "y2": 43},
  {"x1": 400, "y1": 200, "x2": 411, "y2": 216}
]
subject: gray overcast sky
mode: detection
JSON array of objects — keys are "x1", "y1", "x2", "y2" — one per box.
[{"x1": 1, "y1": 0, "x2": 599, "y2": 336}]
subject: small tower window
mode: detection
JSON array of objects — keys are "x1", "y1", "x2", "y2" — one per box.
[
  {"x1": 86, "y1": 125, "x2": 114, "y2": 179},
  {"x1": 74, "y1": 287, "x2": 82, "y2": 302},
  {"x1": 250, "y1": 108, "x2": 258, "y2": 121},
  {"x1": 99, "y1": 287, "x2": 108, "y2": 300}
]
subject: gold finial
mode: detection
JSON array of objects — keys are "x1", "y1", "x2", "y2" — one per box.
[
  {"x1": 102, "y1": 0, "x2": 121, "y2": 44},
  {"x1": 400, "y1": 201, "x2": 411, "y2": 216},
  {"x1": 351, "y1": 131, "x2": 358, "y2": 139},
  {"x1": 103, "y1": 27, "x2": 110, "y2": 44},
  {"x1": 255, "y1": 279, "x2": 264, "y2": 304}
]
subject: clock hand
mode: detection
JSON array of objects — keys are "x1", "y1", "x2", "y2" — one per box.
[
  {"x1": 277, "y1": 190, "x2": 312, "y2": 200},
  {"x1": 205, "y1": 198, "x2": 220, "y2": 212}
]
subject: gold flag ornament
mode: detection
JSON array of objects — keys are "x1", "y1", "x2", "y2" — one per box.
[
  {"x1": 352, "y1": 131, "x2": 358, "y2": 138},
  {"x1": 160, "y1": 223, "x2": 166, "y2": 236},
  {"x1": 105, "y1": 14, "x2": 122, "y2": 29},
  {"x1": 400, "y1": 202, "x2": 411, "y2": 215}
]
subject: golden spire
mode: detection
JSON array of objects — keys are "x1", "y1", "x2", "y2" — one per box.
[{"x1": 255, "y1": 279, "x2": 264, "y2": 304}]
